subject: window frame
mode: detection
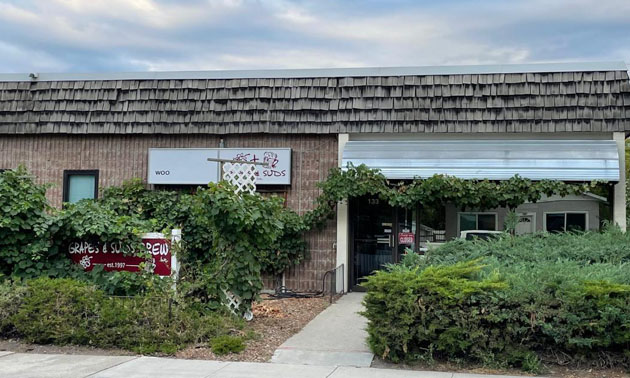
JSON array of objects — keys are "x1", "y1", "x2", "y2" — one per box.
[
  {"x1": 457, "y1": 212, "x2": 498, "y2": 233},
  {"x1": 62, "y1": 169, "x2": 99, "y2": 204},
  {"x1": 543, "y1": 211, "x2": 588, "y2": 232}
]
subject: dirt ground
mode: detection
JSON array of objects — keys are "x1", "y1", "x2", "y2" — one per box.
[
  {"x1": 176, "y1": 295, "x2": 330, "y2": 362},
  {"x1": 371, "y1": 357, "x2": 629, "y2": 378},
  {"x1": 0, "y1": 338, "x2": 135, "y2": 356}
]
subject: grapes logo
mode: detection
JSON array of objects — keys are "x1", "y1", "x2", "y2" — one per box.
[
  {"x1": 234, "y1": 152, "x2": 249, "y2": 162},
  {"x1": 263, "y1": 152, "x2": 279, "y2": 168},
  {"x1": 79, "y1": 255, "x2": 92, "y2": 269}
]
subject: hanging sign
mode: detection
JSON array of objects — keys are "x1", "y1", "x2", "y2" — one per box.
[
  {"x1": 68, "y1": 233, "x2": 172, "y2": 276},
  {"x1": 148, "y1": 148, "x2": 292, "y2": 185},
  {"x1": 398, "y1": 232, "x2": 415, "y2": 245}
]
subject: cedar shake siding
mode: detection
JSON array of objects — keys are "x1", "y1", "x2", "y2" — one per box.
[{"x1": 0, "y1": 66, "x2": 629, "y2": 135}]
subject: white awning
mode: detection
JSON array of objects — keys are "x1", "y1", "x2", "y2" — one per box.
[{"x1": 341, "y1": 140, "x2": 620, "y2": 181}]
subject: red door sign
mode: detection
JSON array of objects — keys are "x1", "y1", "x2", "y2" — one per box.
[
  {"x1": 398, "y1": 232, "x2": 415, "y2": 245},
  {"x1": 68, "y1": 233, "x2": 172, "y2": 276}
]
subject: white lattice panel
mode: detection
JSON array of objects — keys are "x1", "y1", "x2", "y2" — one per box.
[
  {"x1": 222, "y1": 162, "x2": 257, "y2": 194},
  {"x1": 220, "y1": 161, "x2": 257, "y2": 320},
  {"x1": 222, "y1": 289, "x2": 254, "y2": 321}
]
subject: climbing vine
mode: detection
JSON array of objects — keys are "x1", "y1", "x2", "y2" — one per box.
[
  {"x1": 304, "y1": 164, "x2": 604, "y2": 229},
  {"x1": 0, "y1": 165, "x2": 606, "y2": 309}
]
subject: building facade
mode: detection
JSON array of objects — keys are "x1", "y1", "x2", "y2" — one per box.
[{"x1": 0, "y1": 62, "x2": 628, "y2": 291}]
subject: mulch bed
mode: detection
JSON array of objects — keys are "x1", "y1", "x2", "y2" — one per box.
[{"x1": 176, "y1": 295, "x2": 330, "y2": 362}]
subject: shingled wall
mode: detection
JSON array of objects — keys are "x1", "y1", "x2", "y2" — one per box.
[{"x1": 1, "y1": 70, "x2": 629, "y2": 134}]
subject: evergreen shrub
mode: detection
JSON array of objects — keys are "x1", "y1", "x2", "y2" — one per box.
[
  {"x1": 363, "y1": 230, "x2": 630, "y2": 371},
  {"x1": 9, "y1": 277, "x2": 243, "y2": 354}
]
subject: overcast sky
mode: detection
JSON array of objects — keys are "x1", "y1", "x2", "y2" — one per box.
[{"x1": 0, "y1": 0, "x2": 629, "y2": 73}]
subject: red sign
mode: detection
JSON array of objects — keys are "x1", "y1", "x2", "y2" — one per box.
[
  {"x1": 68, "y1": 234, "x2": 171, "y2": 276},
  {"x1": 398, "y1": 232, "x2": 415, "y2": 245}
]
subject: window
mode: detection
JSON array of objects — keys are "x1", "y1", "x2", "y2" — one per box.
[
  {"x1": 545, "y1": 212, "x2": 587, "y2": 232},
  {"x1": 458, "y1": 212, "x2": 497, "y2": 232},
  {"x1": 63, "y1": 170, "x2": 99, "y2": 203}
]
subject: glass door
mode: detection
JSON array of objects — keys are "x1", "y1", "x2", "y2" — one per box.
[
  {"x1": 396, "y1": 207, "x2": 417, "y2": 259},
  {"x1": 351, "y1": 197, "x2": 396, "y2": 288}
]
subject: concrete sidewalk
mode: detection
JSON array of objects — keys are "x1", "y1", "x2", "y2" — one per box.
[
  {"x1": 271, "y1": 292, "x2": 374, "y2": 367},
  {"x1": 0, "y1": 352, "x2": 531, "y2": 378}
]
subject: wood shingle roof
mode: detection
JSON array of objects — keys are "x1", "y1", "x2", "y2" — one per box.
[{"x1": 0, "y1": 64, "x2": 629, "y2": 134}]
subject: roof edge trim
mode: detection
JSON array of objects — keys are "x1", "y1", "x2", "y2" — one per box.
[{"x1": 0, "y1": 61, "x2": 627, "y2": 82}]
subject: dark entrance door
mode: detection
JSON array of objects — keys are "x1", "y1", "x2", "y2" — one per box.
[{"x1": 349, "y1": 197, "x2": 417, "y2": 290}]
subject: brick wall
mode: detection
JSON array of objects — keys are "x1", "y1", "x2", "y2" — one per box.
[{"x1": 0, "y1": 133, "x2": 338, "y2": 291}]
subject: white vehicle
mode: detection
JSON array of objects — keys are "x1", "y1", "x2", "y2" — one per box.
[{"x1": 459, "y1": 230, "x2": 504, "y2": 241}]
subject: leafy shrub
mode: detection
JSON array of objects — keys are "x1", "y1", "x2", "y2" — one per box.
[
  {"x1": 425, "y1": 227, "x2": 630, "y2": 267},
  {"x1": 181, "y1": 182, "x2": 296, "y2": 311},
  {"x1": 363, "y1": 230, "x2": 630, "y2": 371},
  {"x1": 72, "y1": 265, "x2": 174, "y2": 296},
  {"x1": 210, "y1": 335, "x2": 245, "y2": 355},
  {"x1": 0, "y1": 279, "x2": 26, "y2": 336},
  {"x1": 0, "y1": 167, "x2": 67, "y2": 277},
  {"x1": 96, "y1": 296, "x2": 240, "y2": 354},
  {"x1": 100, "y1": 178, "x2": 185, "y2": 230},
  {"x1": 363, "y1": 260, "x2": 507, "y2": 363},
  {"x1": 7, "y1": 277, "x2": 242, "y2": 354},
  {"x1": 12, "y1": 278, "x2": 104, "y2": 344},
  {"x1": 55, "y1": 200, "x2": 150, "y2": 250}
]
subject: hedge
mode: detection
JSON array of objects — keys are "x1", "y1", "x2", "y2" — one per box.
[
  {"x1": 2, "y1": 277, "x2": 243, "y2": 354},
  {"x1": 362, "y1": 229, "x2": 630, "y2": 372}
]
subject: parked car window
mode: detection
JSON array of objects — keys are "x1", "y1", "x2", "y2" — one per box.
[{"x1": 545, "y1": 212, "x2": 587, "y2": 232}]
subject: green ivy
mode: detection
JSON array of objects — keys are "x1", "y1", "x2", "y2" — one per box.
[
  {"x1": 56, "y1": 200, "x2": 150, "y2": 250},
  {"x1": 181, "y1": 182, "x2": 298, "y2": 312},
  {"x1": 0, "y1": 166, "x2": 65, "y2": 277},
  {"x1": 305, "y1": 164, "x2": 602, "y2": 228},
  {"x1": 0, "y1": 165, "x2": 605, "y2": 307}
]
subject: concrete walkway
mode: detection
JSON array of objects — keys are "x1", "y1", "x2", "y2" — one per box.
[
  {"x1": 0, "y1": 352, "x2": 531, "y2": 378},
  {"x1": 271, "y1": 292, "x2": 374, "y2": 367}
]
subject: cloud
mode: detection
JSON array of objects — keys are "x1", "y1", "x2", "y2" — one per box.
[
  {"x1": 46, "y1": 0, "x2": 245, "y2": 29},
  {"x1": 129, "y1": 47, "x2": 368, "y2": 71},
  {"x1": 0, "y1": 0, "x2": 627, "y2": 73},
  {"x1": 0, "y1": 40, "x2": 70, "y2": 72}
]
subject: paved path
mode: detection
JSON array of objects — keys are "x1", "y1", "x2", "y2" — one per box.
[
  {"x1": 0, "y1": 352, "x2": 531, "y2": 378},
  {"x1": 271, "y1": 292, "x2": 374, "y2": 367}
]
